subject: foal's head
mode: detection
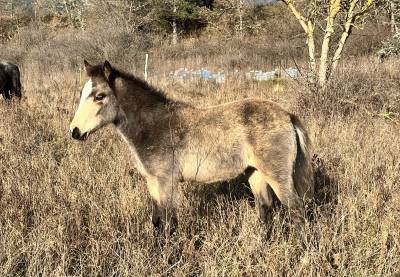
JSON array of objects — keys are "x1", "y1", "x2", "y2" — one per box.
[{"x1": 70, "y1": 60, "x2": 120, "y2": 140}]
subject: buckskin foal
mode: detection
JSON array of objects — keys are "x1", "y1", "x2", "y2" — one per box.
[{"x1": 70, "y1": 60, "x2": 314, "y2": 233}]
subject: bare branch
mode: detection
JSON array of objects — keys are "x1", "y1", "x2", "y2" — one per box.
[
  {"x1": 331, "y1": 0, "x2": 375, "y2": 75},
  {"x1": 281, "y1": 0, "x2": 310, "y2": 33}
]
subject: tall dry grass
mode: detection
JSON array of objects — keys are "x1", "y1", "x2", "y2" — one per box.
[{"x1": 1, "y1": 13, "x2": 399, "y2": 276}]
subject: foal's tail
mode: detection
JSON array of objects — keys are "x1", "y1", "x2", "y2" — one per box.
[{"x1": 291, "y1": 114, "x2": 314, "y2": 204}]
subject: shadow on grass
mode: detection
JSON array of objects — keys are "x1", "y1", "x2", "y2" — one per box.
[
  {"x1": 312, "y1": 154, "x2": 338, "y2": 208},
  {"x1": 189, "y1": 155, "x2": 338, "y2": 222}
]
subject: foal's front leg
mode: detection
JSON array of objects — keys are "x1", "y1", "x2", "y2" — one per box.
[{"x1": 146, "y1": 176, "x2": 177, "y2": 235}]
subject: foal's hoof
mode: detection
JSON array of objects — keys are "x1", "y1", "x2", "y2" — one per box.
[
  {"x1": 152, "y1": 215, "x2": 162, "y2": 230},
  {"x1": 152, "y1": 216, "x2": 177, "y2": 237},
  {"x1": 257, "y1": 203, "x2": 273, "y2": 224}
]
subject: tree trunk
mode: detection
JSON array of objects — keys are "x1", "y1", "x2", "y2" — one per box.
[
  {"x1": 331, "y1": 0, "x2": 358, "y2": 76},
  {"x1": 172, "y1": 2, "x2": 178, "y2": 45},
  {"x1": 306, "y1": 22, "x2": 316, "y2": 84},
  {"x1": 283, "y1": 1, "x2": 316, "y2": 83},
  {"x1": 390, "y1": 1, "x2": 398, "y2": 34},
  {"x1": 238, "y1": 0, "x2": 243, "y2": 37},
  {"x1": 318, "y1": 0, "x2": 340, "y2": 88},
  {"x1": 330, "y1": 22, "x2": 352, "y2": 75}
]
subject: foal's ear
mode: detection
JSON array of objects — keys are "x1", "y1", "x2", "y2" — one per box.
[
  {"x1": 84, "y1": 59, "x2": 91, "y2": 71},
  {"x1": 103, "y1": 60, "x2": 113, "y2": 80}
]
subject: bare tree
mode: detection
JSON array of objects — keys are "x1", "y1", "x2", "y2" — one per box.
[
  {"x1": 281, "y1": 0, "x2": 376, "y2": 89},
  {"x1": 389, "y1": 0, "x2": 399, "y2": 33},
  {"x1": 172, "y1": 0, "x2": 178, "y2": 44},
  {"x1": 238, "y1": 0, "x2": 244, "y2": 37},
  {"x1": 87, "y1": 0, "x2": 153, "y2": 34}
]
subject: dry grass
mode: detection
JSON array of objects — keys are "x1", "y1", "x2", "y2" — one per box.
[{"x1": 1, "y1": 16, "x2": 400, "y2": 276}]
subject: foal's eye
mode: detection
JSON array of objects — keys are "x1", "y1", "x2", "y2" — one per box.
[{"x1": 94, "y1": 94, "x2": 106, "y2": 101}]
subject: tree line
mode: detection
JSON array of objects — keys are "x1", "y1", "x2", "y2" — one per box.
[{"x1": 1, "y1": 0, "x2": 395, "y2": 91}]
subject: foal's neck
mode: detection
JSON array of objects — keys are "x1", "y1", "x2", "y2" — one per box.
[
  {"x1": 118, "y1": 74, "x2": 170, "y2": 108},
  {"x1": 115, "y1": 76, "x2": 174, "y2": 135}
]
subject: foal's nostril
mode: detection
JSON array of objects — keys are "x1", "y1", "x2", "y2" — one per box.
[{"x1": 71, "y1": 127, "x2": 81, "y2": 140}]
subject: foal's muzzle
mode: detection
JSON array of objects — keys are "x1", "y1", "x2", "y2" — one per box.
[{"x1": 71, "y1": 127, "x2": 88, "y2": 141}]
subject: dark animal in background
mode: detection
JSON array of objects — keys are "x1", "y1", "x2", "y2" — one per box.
[{"x1": 0, "y1": 61, "x2": 22, "y2": 100}]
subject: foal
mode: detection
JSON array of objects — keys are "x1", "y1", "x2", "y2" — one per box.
[{"x1": 70, "y1": 60, "x2": 314, "y2": 233}]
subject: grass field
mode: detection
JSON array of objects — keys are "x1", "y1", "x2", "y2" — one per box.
[{"x1": 1, "y1": 51, "x2": 399, "y2": 276}]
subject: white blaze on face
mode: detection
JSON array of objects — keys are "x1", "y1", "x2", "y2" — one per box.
[
  {"x1": 79, "y1": 79, "x2": 93, "y2": 107},
  {"x1": 73, "y1": 79, "x2": 93, "y2": 116},
  {"x1": 70, "y1": 79, "x2": 94, "y2": 133}
]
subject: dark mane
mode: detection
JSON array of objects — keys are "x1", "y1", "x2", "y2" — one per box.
[
  {"x1": 87, "y1": 62, "x2": 188, "y2": 106},
  {"x1": 112, "y1": 68, "x2": 171, "y2": 104}
]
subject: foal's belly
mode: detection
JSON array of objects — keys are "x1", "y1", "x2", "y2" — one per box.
[{"x1": 180, "y1": 150, "x2": 248, "y2": 183}]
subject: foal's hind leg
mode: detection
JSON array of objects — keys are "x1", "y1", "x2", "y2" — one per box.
[
  {"x1": 248, "y1": 170, "x2": 274, "y2": 223},
  {"x1": 261, "y1": 171, "x2": 306, "y2": 234}
]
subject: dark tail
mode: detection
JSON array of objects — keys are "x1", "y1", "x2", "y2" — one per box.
[{"x1": 291, "y1": 114, "x2": 314, "y2": 204}]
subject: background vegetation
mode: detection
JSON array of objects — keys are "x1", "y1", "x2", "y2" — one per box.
[{"x1": 0, "y1": 0, "x2": 399, "y2": 276}]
